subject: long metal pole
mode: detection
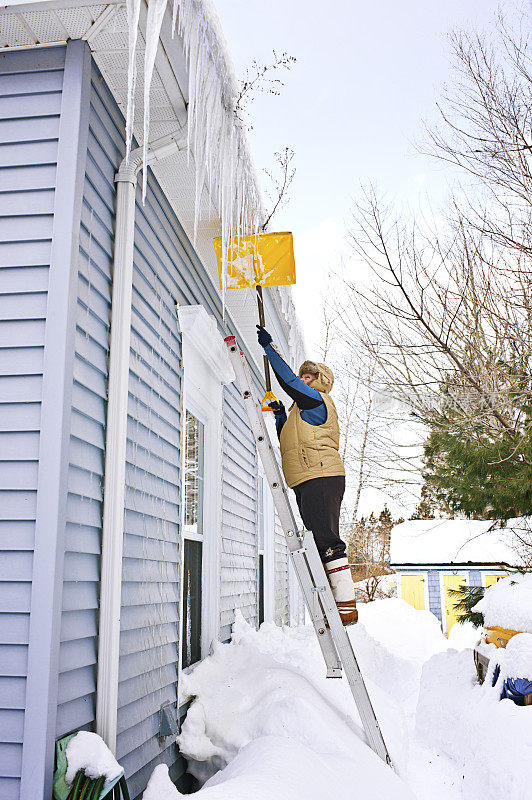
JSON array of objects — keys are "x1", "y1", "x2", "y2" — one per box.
[{"x1": 256, "y1": 285, "x2": 273, "y2": 393}]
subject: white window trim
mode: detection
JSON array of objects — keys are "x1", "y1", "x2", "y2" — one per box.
[
  {"x1": 397, "y1": 572, "x2": 429, "y2": 611},
  {"x1": 178, "y1": 305, "x2": 234, "y2": 666}
]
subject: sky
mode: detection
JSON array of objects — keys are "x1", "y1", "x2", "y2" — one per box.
[
  {"x1": 213, "y1": 0, "x2": 508, "y2": 515},
  {"x1": 215, "y1": 0, "x2": 505, "y2": 351}
]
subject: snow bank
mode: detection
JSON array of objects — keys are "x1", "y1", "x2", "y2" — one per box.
[
  {"x1": 416, "y1": 648, "x2": 532, "y2": 800},
  {"x1": 447, "y1": 620, "x2": 481, "y2": 650},
  {"x1": 492, "y1": 632, "x2": 532, "y2": 681},
  {"x1": 143, "y1": 598, "x2": 532, "y2": 800},
  {"x1": 474, "y1": 572, "x2": 532, "y2": 633},
  {"x1": 65, "y1": 732, "x2": 122, "y2": 785},
  {"x1": 350, "y1": 599, "x2": 448, "y2": 712},
  {"x1": 175, "y1": 610, "x2": 417, "y2": 797},
  {"x1": 145, "y1": 736, "x2": 414, "y2": 800}
]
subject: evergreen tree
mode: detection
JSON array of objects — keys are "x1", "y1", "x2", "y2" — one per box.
[
  {"x1": 447, "y1": 585, "x2": 485, "y2": 627},
  {"x1": 423, "y1": 423, "x2": 532, "y2": 520},
  {"x1": 420, "y1": 352, "x2": 532, "y2": 520}
]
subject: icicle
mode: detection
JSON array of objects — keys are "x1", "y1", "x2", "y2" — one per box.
[
  {"x1": 124, "y1": 0, "x2": 265, "y2": 282},
  {"x1": 125, "y1": 0, "x2": 141, "y2": 159},
  {"x1": 142, "y1": 0, "x2": 168, "y2": 202},
  {"x1": 172, "y1": 0, "x2": 178, "y2": 36},
  {"x1": 174, "y1": 0, "x2": 264, "y2": 249}
]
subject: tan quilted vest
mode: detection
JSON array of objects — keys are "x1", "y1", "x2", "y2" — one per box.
[{"x1": 279, "y1": 390, "x2": 345, "y2": 489}]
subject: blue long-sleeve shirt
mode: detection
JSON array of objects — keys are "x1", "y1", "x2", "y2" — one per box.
[{"x1": 263, "y1": 343, "x2": 326, "y2": 437}]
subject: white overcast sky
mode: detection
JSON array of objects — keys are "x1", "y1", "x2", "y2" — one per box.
[{"x1": 215, "y1": 0, "x2": 505, "y2": 352}]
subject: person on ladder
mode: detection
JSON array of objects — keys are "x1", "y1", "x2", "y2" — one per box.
[{"x1": 256, "y1": 324, "x2": 358, "y2": 625}]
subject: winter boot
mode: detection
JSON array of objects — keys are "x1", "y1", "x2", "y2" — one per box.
[{"x1": 324, "y1": 558, "x2": 358, "y2": 625}]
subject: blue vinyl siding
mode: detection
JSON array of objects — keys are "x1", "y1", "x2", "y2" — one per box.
[
  {"x1": 427, "y1": 570, "x2": 442, "y2": 623},
  {"x1": 55, "y1": 61, "x2": 115, "y2": 741},
  {"x1": 0, "y1": 46, "x2": 64, "y2": 798},
  {"x1": 77, "y1": 65, "x2": 185, "y2": 800},
  {"x1": 469, "y1": 570, "x2": 482, "y2": 587},
  {"x1": 274, "y1": 513, "x2": 290, "y2": 625},
  {"x1": 220, "y1": 383, "x2": 258, "y2": 643}
]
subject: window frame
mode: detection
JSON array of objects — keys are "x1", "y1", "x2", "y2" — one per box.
[{"x1": 178, "y1": 305, "x2": 233, "y2": 673}]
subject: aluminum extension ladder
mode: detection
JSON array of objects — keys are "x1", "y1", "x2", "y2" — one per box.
[{"x1": 225, "y1": 336, "x2": 393, "y2": 768}]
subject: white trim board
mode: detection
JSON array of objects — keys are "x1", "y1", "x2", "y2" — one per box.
[
  {"x1": 258, "y1": 467, "x2": 275, "y2": 624},
  {"x1": 178, "y1": 305, "x2": 233, "y2": 663}
]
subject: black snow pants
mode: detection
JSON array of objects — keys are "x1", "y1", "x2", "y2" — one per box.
[{"x1": 292, "y1": 475, "x2": 346, "y2": 563}]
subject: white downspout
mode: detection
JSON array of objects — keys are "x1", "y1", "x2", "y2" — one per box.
[{"x1": 96, "y1": 131, "x2": 186, "y2": 752}]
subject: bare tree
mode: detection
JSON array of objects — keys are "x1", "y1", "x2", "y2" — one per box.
[
  {"x1": 345, "y1": 508, "x2": 399, "y2": 602},
  {"x1": 424, "y1": 12, "x2": 532, "y2": 264},
  {"x1": 334, "y1": 10, "x2": 532, "y2": 525},
  {"x1": 341, "y1": 185, "x2": 532, "y2": 448},
  {"x1": 319, "y1": 291, "x2": 427, "y2": 517},
  {"x1": 234, "y1": 51, "x2": 296, "y2": 125},
  {"x1": 262, "y1": 147, "x2": 296, "y2": 231},
  {"x1": 232, "y1": 51, "x2": 297, "y2": 232}
]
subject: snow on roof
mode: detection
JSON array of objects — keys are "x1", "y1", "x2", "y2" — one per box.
[
  {"x1": 473, "y1": 573, "x2": 532, "y2": 633},
  {"x1": 390, "y1": 518, "x2": 521, "y2": 567}
]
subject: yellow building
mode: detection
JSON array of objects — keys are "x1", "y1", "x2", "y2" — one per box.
[{"x1": 390, "y1": 519, "x2": 520, "y2": 636}]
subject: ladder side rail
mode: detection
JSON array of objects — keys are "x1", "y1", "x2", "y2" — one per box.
[{"x1": 303, "y1": 534, "x2": 392, "y2": 764}]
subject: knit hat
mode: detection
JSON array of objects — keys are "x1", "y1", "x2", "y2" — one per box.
[
  {"x1": 299, "y1": 360, "x2": 319, "y2": 378},
  {"x1": 299, "y1": 361, "x2": 335, "y2": 393}
]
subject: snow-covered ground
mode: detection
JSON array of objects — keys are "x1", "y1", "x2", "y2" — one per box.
[{"x1": 141, "y1": 597, "x2": 531, "y2": 800}]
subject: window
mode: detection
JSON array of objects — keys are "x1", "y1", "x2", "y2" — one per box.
[
  {"x1": 182, "y1": 539, "x2": 202, "y2": 668},
  {"x1": 184, "y1": 411, "x2": 204, "y2": 535},
  {"x1": 182, "y1": 411, "x2": 205, "y2": 668},
  {"x1": 257, "y1": 476, "x2": 265, "y2": 626}
]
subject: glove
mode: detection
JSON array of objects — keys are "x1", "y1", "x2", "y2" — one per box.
[
  {"x1": 256, "y1": 324, "x2": 273, "y2": 347},
  {"x1": 268, "y1": 400, "x2": 286, "y2": 417}
]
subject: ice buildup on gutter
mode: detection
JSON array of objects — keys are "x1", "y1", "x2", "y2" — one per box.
[{"x1": 125, "y1": 0, "x2": 265, "y2": 267}]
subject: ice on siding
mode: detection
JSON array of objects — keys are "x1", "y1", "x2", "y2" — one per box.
[
  {"x1": 65, "y1": 732, "x2": 123, "y2": 785},
  {"x1": 125, "y1": 0, "x2": 264, "y2": 255},
  {"x1": 473, "y1": 572, "x2": 532, "y2": 633}
]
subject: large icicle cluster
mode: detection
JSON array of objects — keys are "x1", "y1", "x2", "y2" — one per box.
[{"x1": 125, "y1": 0, "x2": 265, "y2": 256}]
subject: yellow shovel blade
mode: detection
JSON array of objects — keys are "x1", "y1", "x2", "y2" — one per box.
[
  {"x1": 213, "y1": 232, "x2": 296, "y2": 290},
  {"x1": 260, "y1": 390, "x2": 278, "y2": 412}
]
